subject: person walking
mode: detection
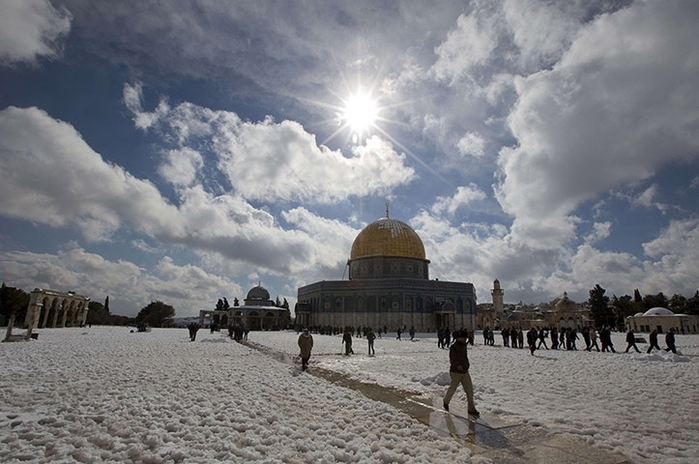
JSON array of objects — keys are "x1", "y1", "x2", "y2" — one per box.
[
  {"x1": 537, "y1": 327, "x2": 549, "y2": 350},
  {"x1": 624, "y1": 328, "x2": 641, "y2": 353},
  {"x1": 602, "y1": 326, "x2": 616, "y2": 352},
  {"x1": 187, "y1": 323, "x2": 200, "y2": 341},
  {"x1": 298, "y1": 328, "x2": 314, "y2": 371},
  {"x1": 550, "y1": 327, "x2": 559, "y2": 350},
  {"x1": 343, "y1": 329, "x2": 353, "y2": 355},
  {"x1": 665, "y1": 328, "x2": 677, "y2": 354},
  {"x1": 527, "y1": 327, "x2": 538, "y2": 355},
  {"x1": 367, "y1": 327, "x2": 376, "y2": 356},
  {"x1": 646, "y1": 329, "x2": 661, "y2": 354},
  {"x1": 443, "y1": 330, "x2": 479, "y2": 417},
  {"x1": 587, "y1": 327, "x2": 600, "y2": 352}
]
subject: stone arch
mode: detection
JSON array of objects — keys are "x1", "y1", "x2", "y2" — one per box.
[{"x1": 19, "y1": 288, "x2": 90, "y2": 339}]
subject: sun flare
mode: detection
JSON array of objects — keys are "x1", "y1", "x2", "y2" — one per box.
[{"x1": 343, "y1": 92, "x2": 377, "y2": 135}]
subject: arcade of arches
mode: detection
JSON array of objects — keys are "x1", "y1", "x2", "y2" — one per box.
[{"x1": 25, "y1": 288, "x2": 90, "y2": 329}]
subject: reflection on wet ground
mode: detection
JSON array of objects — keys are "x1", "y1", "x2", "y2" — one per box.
[{"x1": 248, "y1": 341, "x2": 633, "y2": 463}]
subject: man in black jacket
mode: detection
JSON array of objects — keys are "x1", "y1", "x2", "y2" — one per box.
[{"x1": 443, "y1": 330, "x2": 479, "y2": 417}]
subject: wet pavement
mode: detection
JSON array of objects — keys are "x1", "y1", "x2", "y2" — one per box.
[{"x1": 248, "y1": 341, "x2": 634, "y2": 463}]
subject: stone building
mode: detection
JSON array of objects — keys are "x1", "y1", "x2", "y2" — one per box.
[
  {"x1": 477, "y1": 285, "x2": 592, "y2": 331},
  {"x1": 627, "y1": 307, "x2": 698, "y2": 334},
  {"x1": 199, "y1": 284, "x2": 291, "y2": 330},
  {"x1": 296, "y1": 211, "x2": 477, "y2": 332},
  {"x1": 26, "y1": 288, "x2": 90, "y2": 329}
]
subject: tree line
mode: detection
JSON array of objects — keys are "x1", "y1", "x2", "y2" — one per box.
[{"x1": 588, "y1": 284, "x2": 699, "y2": 328}]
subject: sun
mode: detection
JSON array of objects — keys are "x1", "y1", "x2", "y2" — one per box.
[{"x1": 342, "y1": 92, "x2": 377, "y2": 136}]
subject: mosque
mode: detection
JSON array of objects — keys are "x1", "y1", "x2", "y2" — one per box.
[
  {"x1": 295, "y1": 209, "x2": 477, "y2": 332},
  {"x1": 198, "y1": 284, "x2": 291, "y2": 330}
]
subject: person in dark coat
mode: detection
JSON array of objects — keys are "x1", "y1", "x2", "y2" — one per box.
[
  {"x1": 342, "y1": 329, "x2": 353, "y2": 355},
  {"x1": 625, "y1": 329, "x2": 641, "y2": 353},
  {"x1": 187, "y1": 323, "x2": 200, "y2": 341},
  {"x1": 367, "y1": 328, "x2": 376, "y2": 356},
  {"x1": 527, "y1": 327, "x2": 538, "y2": 355},
  {"x1": 646, "y1": 329, "x2": 661, "y2": 354},
  {"x1": 298, "y1": 328, "x2": 314, "y2": 371},
  {"x1": 665, "y1": 328, "x2": 677, "y2": 354},
  {"x1": 600, "y1": 326, "x2": 616, "y2": 352},
  {"x1": 443, "y1": 330, "x2": 479, "y2": 416}
]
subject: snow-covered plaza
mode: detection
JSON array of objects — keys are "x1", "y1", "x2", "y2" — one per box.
[{"x1": 1, "y1": 327, "x2": 697, "y2": 463}]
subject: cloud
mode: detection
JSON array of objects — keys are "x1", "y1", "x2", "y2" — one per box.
[
  {"x1": 584, "y1": 221, "x2": 612, "y2": 244},
  {"x1": 457, "y1": 132, "x2": 486, "y2": 158},
  {"x1": 496, "y1": 0, "x2": 699, "y2": 248},
  {"x1": 641, "y1": 218, "x2": 699, "y2": 296},
  {"x1": 122, "y1": 82, "x2": 170, "y2": 130},
  {"x1": 158, "y1": 147, "x2": 204, "y2": 187},
  {"x1": 124, "y1": 86, "x2": 416, "y2": 203},
  {"x1": 0, "y1": 0, "x2": 71, "y2": 66},
  {"x1": 0, "y1": 246, "x2": 240, "y2": 317},
  {"x1": 431, "y1": 184, "x2": 487, "y2": 216},
  {"x1": 0, "y1": 106, "x2": 183, "y2": 241}
]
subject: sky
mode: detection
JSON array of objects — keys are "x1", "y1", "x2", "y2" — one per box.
[
  {"x1": 2, "y1": 327, "x2": 697, "y2": 463},
  {"x1": 1, "y1": 0, "x2": 698, "y2": 318}
]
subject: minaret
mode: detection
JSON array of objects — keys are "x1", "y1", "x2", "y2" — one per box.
[{"x1": 492, "y1": 279, "x2": 504, "y2": 313}]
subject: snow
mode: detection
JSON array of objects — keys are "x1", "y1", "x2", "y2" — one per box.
[{"x1": 1, "y1": 327, "x2": 698, "y2": 463}]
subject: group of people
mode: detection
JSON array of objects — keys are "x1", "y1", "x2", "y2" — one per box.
[
  {"x1": 227, "y1": 324, "x2": 249, "y2": 342},
  {"x1": 506, "y1": 325, "x2": 680, "y2": 356},
  {"x1": 437, "y1": 327, "x2": 475, "y2": 348},
  {"x1": 624, "y1": 327, "x2": 677, "y2": 354},
  {"x1": 296, "y1": 324, "x2": 681, "y2": 419},
  {"x1": 297, "y1": 326, "x2": 481, "y2": 417}
]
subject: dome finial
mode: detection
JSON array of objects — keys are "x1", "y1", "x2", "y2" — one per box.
[{"x1": 386, "y1": 202, "x2": 390, "y2": 218}]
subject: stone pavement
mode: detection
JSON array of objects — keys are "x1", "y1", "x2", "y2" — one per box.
[{"x1": 248, "y1": 341, "x2": 634, "y2": 463}]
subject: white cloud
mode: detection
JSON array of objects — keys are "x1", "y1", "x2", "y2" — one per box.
[
  {"x1": 158, "y1": 147, "x2": 204, "y2": 187},
  {"x1": 124, "y1": 89, "x2": 416, "y2": 203},
  {"x1": 122, "y1": 83, "x2": 170, "y2": 131},
  {"x1": 0, "y1": 246, "x2": 240, "y2": 317},
  {"x1": 584, "y1": 221, "x2": 612, "y2": 244},
  {"x1": 0, "y1": 106, "x2": 183, "y2": 241},
  {"x1": 496, "y1": 0, "x2": 699, "y2": 249},
  {"x1": 0, "y1": 106, "x2": 337, "y2": 278},
  {"x1": 641, "y1": 218, "x2": 699, "y2": 296},
  {"x1": 457, "y1": 132, "x2": 486, "y2": 158},
  {"x1": 0, "y1": 0, "x2": 71, "y2": 66},
  {"x1": 432, "y1": 4, "x2": 502, "y2": 84},
  {"x1": 431, "y1": 184, "x2": 487, "y2": 216}
]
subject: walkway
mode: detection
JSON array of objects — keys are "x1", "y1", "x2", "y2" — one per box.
[{"x1": 247, "y1": 341, "x2": 633, "y2": 463}]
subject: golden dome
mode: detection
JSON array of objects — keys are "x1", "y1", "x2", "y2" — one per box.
[{"x1": 350, "y1": 217, "x2": 426, "y2": 260}]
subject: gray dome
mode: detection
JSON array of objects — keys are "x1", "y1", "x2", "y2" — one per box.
[
  {"x1": 246, "y1": 285, "x2": 270, "y2": 302},
  {"x1": 642, "y1": 307, "x2": 674, "y2": 316}
]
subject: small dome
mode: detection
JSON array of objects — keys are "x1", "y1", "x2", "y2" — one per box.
[
  {"x1": 555, "y1": 292, "x2": 576, "y2": 310},
  {"x1": 634, "y1": 312, "x2": 645, "y2": 317},
  {"x1": 246, "y1": 285, "x2": 270, "y2": 302},
  {"x1": 350, "y1": 217, "x2": 426, "y2": 260},
  {"x1": 642, "y1": 307, "x2": 674, "y2": 317}
]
